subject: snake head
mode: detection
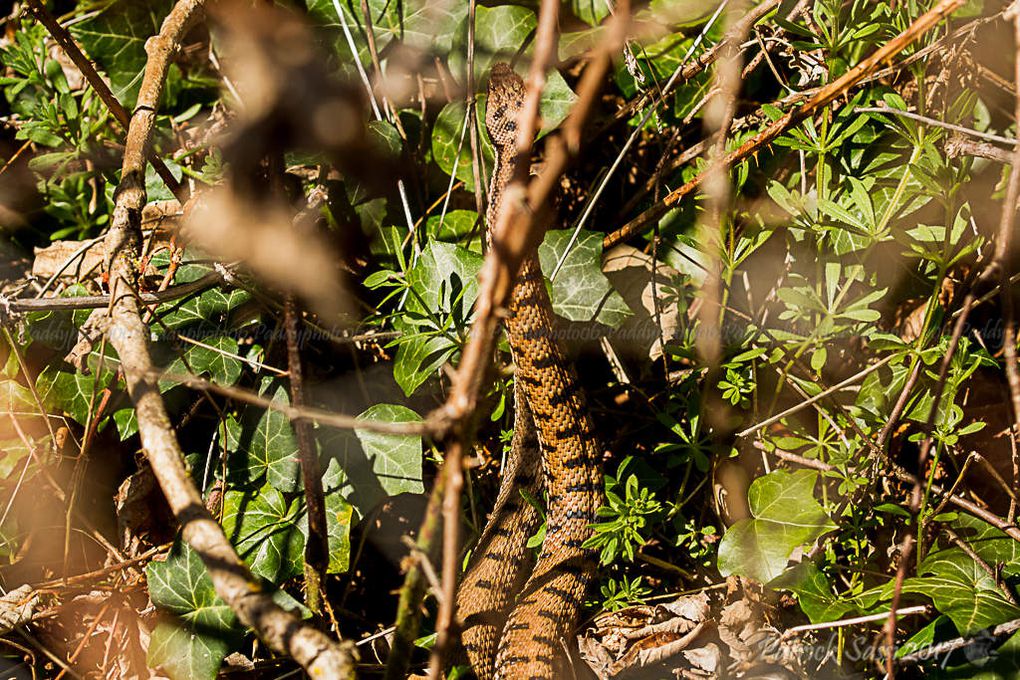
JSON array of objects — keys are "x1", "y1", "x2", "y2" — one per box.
[{"x1": 486, "y1": 62, "x2": 526, "y2": 149}]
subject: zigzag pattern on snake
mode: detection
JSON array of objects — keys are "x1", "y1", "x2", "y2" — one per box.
[{"x1": 456, "y1": 63, "x2": 604, "y2": 680}]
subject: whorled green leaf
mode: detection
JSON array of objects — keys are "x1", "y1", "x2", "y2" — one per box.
[
  {"x1": 70, "y1": 1, "x2": 175, "y2": 104},
  {"x1": 717, "y1": 470, "x2": 836, "y2": 582},
  {"x1": 538, "y1": 229, "x2": 632, "y2": 327},
  {"x1": 393, "y1": 241, "x2": 483, "y2": 396},
  {"x1": 221, "y1": 485, "x2": 305, "y2": 583},
  {"x1": 319, "y1": 403, "x2": 424, "y2": 518},
  {"x1": 227, "y1": 381, "x2": 300, "y2": 492}
]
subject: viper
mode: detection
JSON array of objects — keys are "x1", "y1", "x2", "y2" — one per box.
[{"x1": 455, "y1": 63, "x2": 604, "y2": 680}]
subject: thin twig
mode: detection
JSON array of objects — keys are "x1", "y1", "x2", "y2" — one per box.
[
  {"x1": 158, "y1": 370, "x2": 433, "y2": 436},
  {"x1": 898, "y1": 617, "x2": 1020, "y2": 665},
  {"x1": 857, "y1": 106, "x2": 1017, "y2": 147},
  {"x1": 4, "y1": 271, "x2": 224, "y2": 312},
  {"x1": 738, "y1": 355, "x2": 896, "y2": 438},
  {"x1": 781, "y1": 606, "x2": 928, "y2": 639}
]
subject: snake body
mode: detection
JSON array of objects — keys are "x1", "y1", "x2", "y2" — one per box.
[{"x1": 456, "y1": 63, "x2": 603, "y2": 680}]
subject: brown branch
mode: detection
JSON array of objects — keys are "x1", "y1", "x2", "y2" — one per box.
[
  {"x1": 383, "y1": 474, "x2": 445, "y2": 680},
  {"x1": 157, "y1": 370, "x2": 432, "y2": 436},
  {"x1": 285, "y1": 295, "x2": 328, "y2": 614},
  {"x1": 603, "y1": 0, "x2": 967, "y2": 250},
  {"x1": 22, "y1": 0, "x2": 185, "y2": 202},
  {"x1": 99, "y1": 1, "x2": 356, "y2": 676},
  {"x1": 998, "y1": 3, "x2": 1020, "y2": 530},
  {"x1": 4, "y1": 271, "x2": 224, "y2": 313}
]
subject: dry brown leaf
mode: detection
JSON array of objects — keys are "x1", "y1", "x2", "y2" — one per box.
[
  {"x1": 602, "y1": 245, "x2": 684, "y2": 362},
  {"x1": 0, "y1": 585, "x2": 37, "y2": 635}
]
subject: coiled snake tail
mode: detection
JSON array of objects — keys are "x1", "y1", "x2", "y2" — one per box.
[
  {"x1": 459, "y1": 62, "x2": 603, "y2": 680},
  {"x1": 456, "y1": 392, "x2": 542, "y2": 678}
]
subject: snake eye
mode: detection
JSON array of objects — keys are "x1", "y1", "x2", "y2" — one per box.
[{"x1": 506, "y1": 121, "x2": 517, "y2": 132}]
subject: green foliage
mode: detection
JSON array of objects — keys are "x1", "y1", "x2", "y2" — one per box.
[
  {"x1": 718, "y1": 470, "x2": 836, "y2": 582},
  {"x1": 598, "y1": 574, "x2": 652, "y2": 612},
  {"x1": 146, "y1": 541, "x2": 239, "y2": 680},
  {"x1": 69, "y1": 0, "x2": 176, "y2": 103},
  {"x1": 584, "y1": 472, "x2": 663, "y2": 565},
  {"x1": 538, "y1": 230, "x2": 631, "y2": 327},
  {"x1": 320, "y1": 403, "x2": 425, "y2": 518},
  {"x1": 5, "y1": 0, "x2": 1018, "y2": 676}
]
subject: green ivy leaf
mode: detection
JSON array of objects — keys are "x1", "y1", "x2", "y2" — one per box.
[
  {"x1": 70, "y1": 1, "x2": 175, "y2": 104},
  {"x1": 228, "y1": 381, "x2": 300, "y2": 492},
  {"x1": 320, "y1": 403, "x2": 424, "y2": 518},
  {"x1": 307, "y1": 0, "x2": 466, "y2": 67},
  {"x1": 153, "y1": 256, "x2": 251, "y2": 333},
  {"x1": 146, "y1": 538, "x2": 309, "y2": 679},
  {"x1": 146, "y1": 541, "x2": 237, "y2": 680},
  {"x1": 902, "y1": 549, "x2": 1020, "y2": 634},
  {"x1": 431, "y1": 100, "x2": 493, "y2": 194},
  {"x1": 451, "y1": 5, "x2": 537, "y2": 82},
  {"x1": 773, "y1": 562, "x2": 856, "y2": 624},
  {"x1": 35, "y1": 352, "x2": 117, "y2": 427},
  {"x1": 147, "y1": 618, "x2": 233, "y2": 680},
  {"x1": 569, "y1": 0, "x2": 611, "y2": 26},
  {"x1": 427, "y1": 209, "x2": 481, "y2": 249},
  {"x1": 948, "y1": 513, "x2": 1020, "y2": 576},
  {"x1": 221, "y1": 485, "x2": 305, "y2": 583},
  {"x1": 298, "y1": 489, "x2": 355, "y2": 574},
  {"x1": 538, "y1": 69, "x2": 579, "y2": 135},
  {"x1": 717, "y1": 470, "x2": 836, "y2": 582},
  {"x1": 538, "y1": 229, "x2": 632, "y2": 327},
  {"x1": 163, "y1": 335, "x2": 243, "y2": 389}
]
